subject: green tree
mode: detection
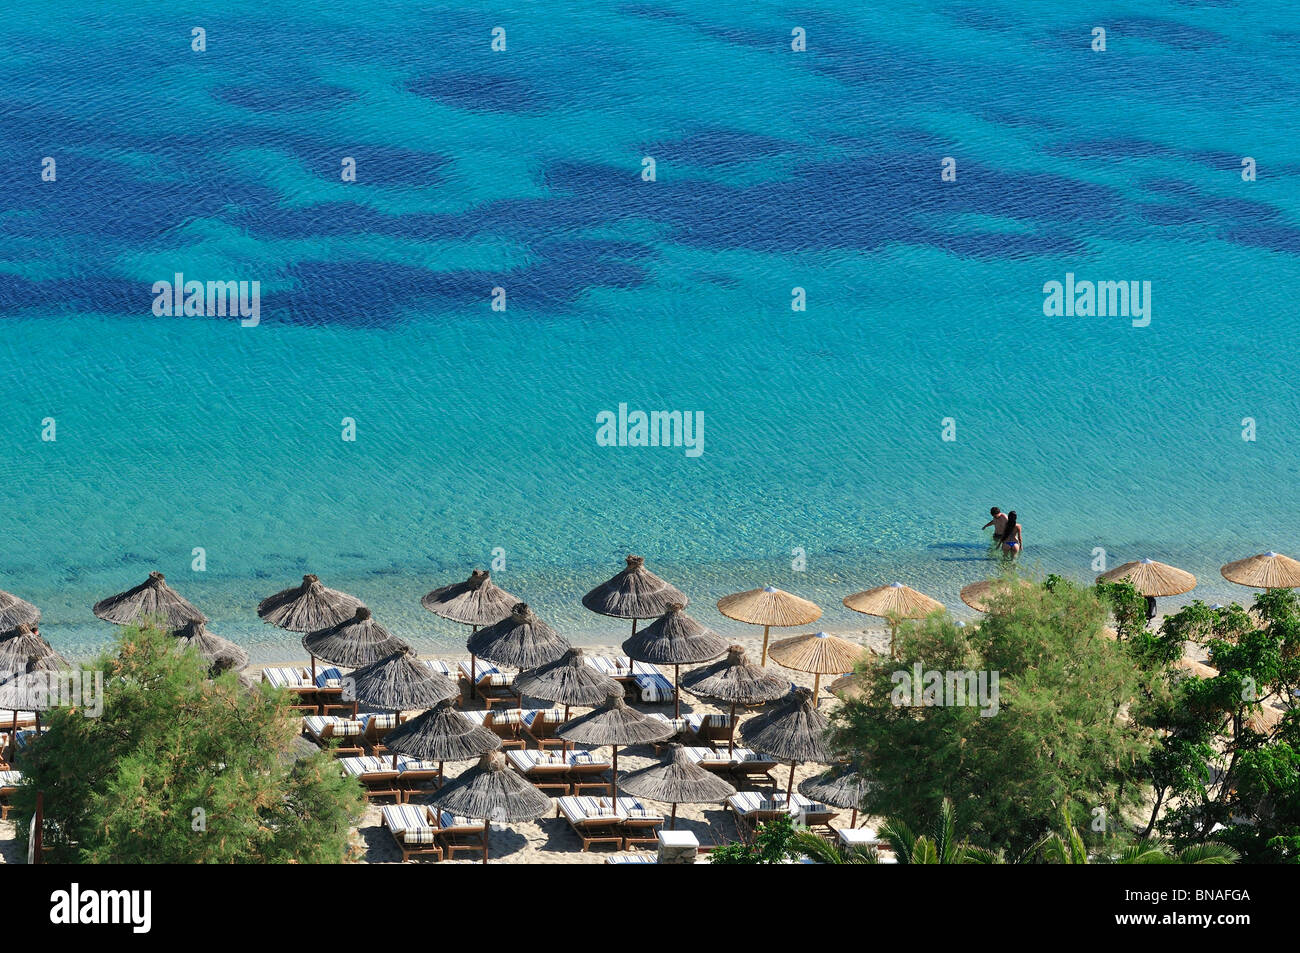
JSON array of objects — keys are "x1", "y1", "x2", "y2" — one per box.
[
  {"x1": 14, "y1": 624, "x2": 365, "y2": 863},
  {"x1": 878, "y1": 798, "x2": 1003, "y2": 864},
  {"x1": 709, "y1": 813, "x2": 803, "y2": 864},
  {"x1": 833, "y1": 579, "x2": 1158, "y2": 856}
]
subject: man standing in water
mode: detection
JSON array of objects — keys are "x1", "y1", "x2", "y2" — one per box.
[{"x1": 982, "y1": 507, "x2": 1008, "y2": 546}]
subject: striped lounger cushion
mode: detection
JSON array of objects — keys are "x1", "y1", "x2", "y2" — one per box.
[
  {"x1": 559, "y1": 796, "x2": 624, "y2": 821},
  {"x1": 633, "y1": 673, "x2": 673, "y2": 703},
  {"x1": 461, "y1": 710, "x2": 491, "y2": 725},
  {"x1": 0, "y1": 770, "x2": 21, "y2": 788},
  {"x1": 419, "y1": 660, "x2": 454, "y2": 678},
  {"x1": 616, "y1": 798, "x2": 661, "y2": 820},
  {"x1": 607, "y1": 855, "x2": 657, "y2": 864},
  {"x1": 458, "y1": 661, "x2": 514, "y2": 686},
  {"x1": 491, "y1": 709, "x2": 526, "y2": 725},
  {"x1": 437, "y1": 811, "x2": 481, "y2": 830},
  {"x1": 522, "y1": 708, "x2": 565, "y2": 727},
  {"x1": 341, "y1": 757, "x2": 392, "y2": 777},
  {"x1": 383, "y1": 805, "x2": 436, "y2": 843},
  {"x1": 262, "y1": 667, "x2": 306, "y2": 688},
  {"x1": 361, "y1": 713, "x2": 398, "y2": 730},
  {"x1": 314, "y1": 668, "x2": 345, "y2": 688}
]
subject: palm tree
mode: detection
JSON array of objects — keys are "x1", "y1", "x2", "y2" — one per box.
[
  {"x1": 879, "y1": 798, "x2": 1003, "y2": 864},
  {"x1": 790, "y1": 829, "x2": 878, "y2": 864},
  {"x1": 1036, "y1": 804, "x2": 1238, "y2": 864}
]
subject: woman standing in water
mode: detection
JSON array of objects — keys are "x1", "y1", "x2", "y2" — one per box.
[{"x1": 1000, "y1": 511, "x2": 1022, "y2": 560}]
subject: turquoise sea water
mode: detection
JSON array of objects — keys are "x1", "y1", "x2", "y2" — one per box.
[{"x1": 2, "y1": 2, "x2": 1299, "y2": 661}]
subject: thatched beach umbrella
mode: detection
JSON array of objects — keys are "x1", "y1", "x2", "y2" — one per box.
[
  {"x1": 717, "y1": 586, "x2": 821, "y2": 666},
  {"x1": 843, "y1": 582, "x2": 943, "y2": 658},
  {"x1": 624, "y1": 602, "x2": 727, "y2": 717},
  {"x1": 302, "y1": 607, "x2": 408, "y2": 682},
  {"x1": 429, "y1": 750, "x2": 551, "y2": 864},
  {"x1": 582, "y1": 555, "x2": 687, "y2": 639},
  {"x1": 382, "y1": 697, "x2": 501, "y2": 782},
  {"x1": 619, "y1": 743, "x2": 736, "y2": 829},
  {"x1": 0, "y1": 624, "x2": 68, "y2": 675},
  {"x1": 422, "y1": 569, "x2": 519, "y2": 700},
  {"x1": 960, "y1": 578, "x2": 1035, "y2": 613},
  {"x1": 514, "y1": 648, "x2": 622, "y2": 753},
  {"x1": 799, "y1": 765, "x2": 870, "y2": 828},
  {"x1": 467, "y1": 603, "x2": 569, "y2": 672},
  {"x1": 681, "y1": 644, "x2": 789, "y2": 754},
  {"x1": 557, "y1": 690, "x2": 674, "y2": 800},
  {"x1": 1221, "y1": 552, "x2": 1300, "y2": 590},
  {"x1": 1097, "y1": 558, "x2": 1196, "y2": 621},
  {"x1": 342, "y1": 648, "x2": 459, "y2": 768},
  {"x1": 739, "y1": 686, "x2": 832, "y2": 797},
  {"x1": 171, "y1": 620, "x2": 249, "y2": 674},
  {"x1": 93, "y1": 571, "x2": 205, "y2": 628},
  {"x1": 0, "y1": 590, "x2": 40, "y2": 630},
  {"x1": 768, "y1": 631, "x2": 868, "y2": 706},
  {"x1": 258, "y1": 574, "x2": 363, "y2": 632},
  {"x1": 0, "y1": 656, "x2": 69, "y2": 737},
  {"x1": 828, "y1": 673, "x2": 867, "y2": 702}
]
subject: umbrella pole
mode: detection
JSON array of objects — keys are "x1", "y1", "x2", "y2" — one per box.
[
  {"x1": 786, "y1": 761, "x2": 796, "y2": 798},
  {"x1": 311, "y1": 655, "x2": 317, "y2": 683},
  {"x1": 611, "y1": 745, "x2": 619, "y2": 802},
  {"x1": 728, "y1": 702, "x2": 737, "y2": 756},
  {"x1": 813, "y1": 673, "x2": 821, "y2": 707},
  {"x1": 563, "y1": 704, "x2": 570, "y2": 756},
  {"x1": 631, "y1": 618, "x2": 638, "y2": 639},
  {"x1": 670, "y1": 802, "x2": 678, "y2": 830},
  {"x1": 760, "y1": 625, "x2": 771, "y2": 666},
  {"x1": 889, "y1": 622, "x2": 898, "y2": 660},
  {"x1": 483, "y1": 824, "x2": 490, "y2": 865},
  {"x1": 469, "y1": 621, "x2": 478, "y2": 700},
  {"x1": 851, "y1": 808, "x2": 859, "y2": 828},
  {"x1": 673, "y1": 664, "x2": 681, "y2": 719}
]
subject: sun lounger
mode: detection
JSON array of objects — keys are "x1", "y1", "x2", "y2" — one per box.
[
  {"x1": 340, "y1": 756, "x2": 402, "y2": 803},
  {"x1": 417, "y1": 659, "x2": 456, "y2": 679},
  {"x1": 520, "y1": 707, "x2": 567, "y2": 749},
  {"x1": 458, "y1": 661, "x2": 521, "y2": 709},
  {"x1": 556, "y1": 795, "x2": 627, "y2": 851},
  {"x1": 0, "y1": 769, "x2": 20, "y2": 820},
  {"x1": 360, "y1": 712, "x2": 402, "y2": 753},
  {"x1": 381, "y1": 804, "x2": 444, "y2": 862},
  {"x1": 313, "y1": 666, "x2": 353, "y2": 715},
  {"x1": 262, "y1": 666, "x2": 320, "y2": 712},
  {"x1": 616, "y1": 796, "x2": 665, "y2": 849},
  {"x1": 583, "y1": 656, "x2": 674, "y2": 704},
  {"x1": 684, "y1": 713, "x2": 734, "y2": 745},
  {"x1": 432, "y1": 808, "x2": 488, "y2": 861},
  {"x1": 302, "y1": 715, "x2": 366, "y2": 756},
  {"x1": 729, "y1": 791, "x2": 836, "y2": 839},
  {"x1": 507, "y1": 748, "x2": 611, "y2": 796},
  {"x1": 394, "y1": 755, "x2": 443, "y2": 800},
  {"x1": 461, "y1": 708, "x2": 525, "y2": 749},
  {"x1": 606, "y1": 854, "x2": 657, "y2": 864},
  {"x1": 682, "y1": 746, "x2": 778, "y2": 787}
]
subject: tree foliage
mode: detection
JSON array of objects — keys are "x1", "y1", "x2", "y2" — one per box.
[{"x1": 13, "y1": 625, "x2": 365, "y2": 863}]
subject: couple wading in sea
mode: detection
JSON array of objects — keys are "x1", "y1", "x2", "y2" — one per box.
[{"x1": 983, "y1": 507, "x2": 1022, "y2": 559}]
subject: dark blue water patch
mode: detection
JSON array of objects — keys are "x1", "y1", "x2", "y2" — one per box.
[
  {"x1": 214, "y1": 83, "x2": 358, "y2": 113},
  {"x1": 1043, "y1": 138, "x2": 1179, "y2": 161},
  {"x1": 290, "y1": 143, "x2": 451, "y2": 188},
  {"x1": 0, "y1": 274, "x2": 167, "y2": 318},
  {"x1": 1139, "y1": 178, "x2": 1201, "y2": 198},
  {"x1": 942, "y1": 4, "x2": 1022, "y2": 33},
  {"x1": 1108, "y1": 16, "x2": 1228, "y2": 50},
  {"x1": 644, "y1": 129, "x2": 802, "y2": 167},
  {"x1": 1186, "y1": 148, "x2": 1249, "y2": 171},
  {"x1": 1221, "y1": 225, "x2": 1300, "y2": 255},
  {"x1": 1137, "y1": 203, "x2": 1204, "y2": 226},
  {"x1": 406, "y1": 72, "x2": 545, "y2": 113}
]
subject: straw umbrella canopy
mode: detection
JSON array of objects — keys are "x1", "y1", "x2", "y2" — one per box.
[
  {"x1": 828, "y1": 673, "x2": 867, "y2": 702},
  {"x1": 623, "y1": 602, "x2": 727, "y2": 717},
  {"x1": 843, "y1": 582, "x2": 943, "y2": 658},
  {"x1": 0, "y1": 624, "x2": 69, "y2": 675},
  {"x1": 716, "y1": 586, "x2": 821, "y2": 666},
  {"x1": 466, "y1": 602, "x2": 570, "y2": 671},
  {"x1": 171, "y1": 620, "x2": 249, "y2": 674},
  {"x1": 258, "y1": 574, "x2": 363, "y2": 632},
  {"x1": 767, "y1": 631, "x2": 868, "y2": 706},
  {"x1": 739, "y1": 686, "x2": 833, "y2": 796},
  {"x1": 302, "y1": 607, "x2": 409, "y2": 670},
  {"x1": 93, "y1": 571, "x2": 205, "y2": 628},
  {"x1": 582, "y1": 555, "x2": 687, "y2": 639},
  {"x1": 342, "y1": 648, "x2": 459, "y2": 767},
  {"x1": 514, "y1": 648, "x2": 621, "y2": 751},
  {"x1": 799, "y1": 764, "x2": 870, "y2": 828},
  {"x1": 381, "y1": 697, "x2": 501, "y2": 781},
  {"x1": 422, "y1": 569, "x2": 519, "y2": 700},
  {"x1": 0, "y1": 655, "x2": 69, "y2": 737},
  {"x1": 960, "y1": 578, "x2": 1035, "y2": 613},
  {"x1": 0, "y1": 590, "x2": 40, "y2": 630},
  {"x1": 557, "y1": 690, "x2": 674, "y2": 800},
  {"x1": 681, "y1": 644, "x2": 790, "y2": 754},
  {"x1": 619, "y1": 743, "x2": 736, "y2": 829},
  {"x1": 1097, "y1": 558, "x2": 1196, "y2": 621},
  {"x1": 1221, "y1": 552, "x2": 1300, "y2": 590},
  {"x1": 429, "y1": 750, "x2": 551, "y2": 864}
]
